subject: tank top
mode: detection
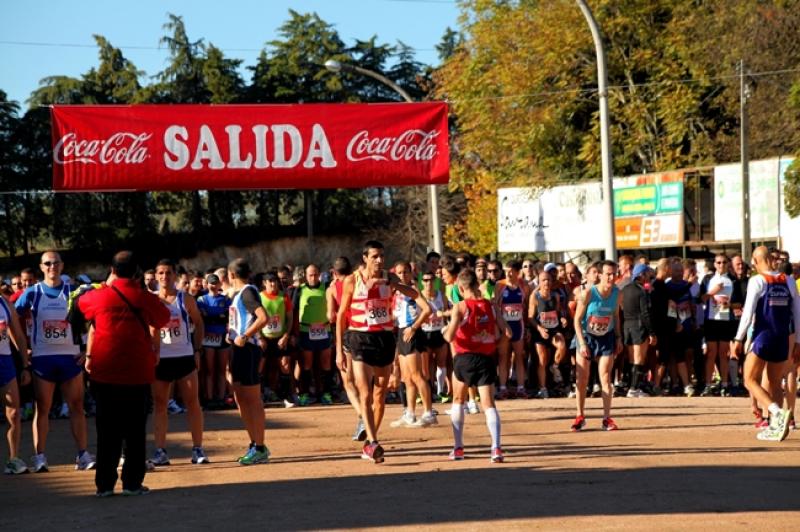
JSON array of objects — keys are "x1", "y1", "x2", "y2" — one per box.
[
  {"x1": 393, "y1": 292, "x2": 419, "y2": 329},
  {"x1": 228, "y1": 285, "x2": 260, "y2": 344},
  {"x1": 348, "y1": 270, "x2": 394, "y2": 332},
  {"x1": 298, "y1": 283, "x2": 330, "y2": 340},
  {"x1": 421, "y1": 291, "x2": 446, "y2": 332},
  {"x1": 499, "y1": 282, "x2": 524, "y2": 322},
  {"x1": 159, "y1": 292, "x2": 193, "y2": 358},
  {"x1": 482, "y1": 280, "x2": 496, "y2": 301},
  {"x1": 30, "y1": 282, "x2": 79, "y2": 357},
  {"x1": 535, "y1": 292, "x2": 560, "y2": 329},
  {"x1": 753, "y1": 273, "x2": 793, "y2": 338},
  {"x1": 260, "y1": 291, "x2": 288, "y2": 339},
  {"x1": 453, "y1": 298, "x2": 497, "y2": 355},
  {"x1": 197, "y1": 292, "x2": 230, "y2": 335},
  {"x1": 0, "y1": 297, "x2": 12, "y2": 356},
  {"x1": 703, "y1": 273, "x2": 734, "y2": 322},
  {"x1": 583, "y1": 285, "x2": 619, "y2": 336}
]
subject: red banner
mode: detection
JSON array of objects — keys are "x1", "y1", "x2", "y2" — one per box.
[{"x1": 51, "y1": 103, "x2": 449, "y2": 191}]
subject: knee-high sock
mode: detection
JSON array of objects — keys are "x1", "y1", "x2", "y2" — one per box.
[
  {"x1": 300, "y1": 369, "x2": 312, "y2": 394},
  {"x1": 631, "y1": 364, "x2": 642, "y2": 390},
  {"x1": 399, "y1": 382, "x2": 408, "y2": 410},
  {"x1": 279, "y1": 373, "x2": 291, "y2": 400},
  {"x1": 485, "y1": 407, "x2": 501, "y2": 450},
  {"x1": 436, "y1": 367, "x2": 446, "y2": 396},
  {"x1": 450, "y1": 403, "x2": 465, "y2": 449}
]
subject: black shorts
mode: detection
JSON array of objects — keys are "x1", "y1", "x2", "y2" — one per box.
[
  {"x1": 262, "y1": 337, "x2": 289, "y2": 359},
  {"x1": 658, "y1": 329, "x2": 689, "y2": 364},
  {"x1": 344, "y1": 330, "x2": 396, "y2": 368},
  {"x1": 704, "y1": 320, "x2": 735, "y2": 342},
  {"x1": 420, "y1": 330, "x2": 446, "y2": 350},
  {"x1": 623, "y1": 322, "x2": 648, "y2": 346},
  {"x1": 453, "y1": 354, "x2": 497, "y2": 387},
  {"x1": 397, "y1": 327, "x2": 424, "y2": 356},
  {"x1": 231, "y1": 343, "x2": 262, "y2": 386},
  {"x1": 532, "y1": 326, "x2": 562, "y2": 346},
  {"x1": 155, "y1": 355, "x2": 196, "y2": 382}
]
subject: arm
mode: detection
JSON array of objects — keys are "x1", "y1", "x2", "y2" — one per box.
[
  {"x1": 326, "y1": 285, "x2": 337, "y2": 324},
  {"x1": 732, "y1": 276, "x2": 764, "y2": 357},
  {"x1": 335, "y1": 275, "x2": 356, "y2": 371},
  {"x1": 388, "y1": 272, "x2": 419, "y2": 299},
  {"x1": 184, "y1": 295, "x2": 205, "y2": 368},
  {"x1": 573, "y1": 288, "x2": 590, "y2": 359}
]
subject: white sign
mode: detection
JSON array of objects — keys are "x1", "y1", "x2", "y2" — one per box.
[
  {"x1": 498, "y1": 184, "x2": 607, "y2": 252},
  {"x1": 714, "y1": 159, "x2": 780, "y2": 241},
  {"x1": 778, "y1": 157, "x2": 800, "y2": 257}
]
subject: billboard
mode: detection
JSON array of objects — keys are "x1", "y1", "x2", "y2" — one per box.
[{"x1": 714, "y1": 158, "x2": 780, "y2": 241}]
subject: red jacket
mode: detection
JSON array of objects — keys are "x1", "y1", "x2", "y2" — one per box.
[{"x1": 78, "y1": 278, "x2": 170, "y2": 385}]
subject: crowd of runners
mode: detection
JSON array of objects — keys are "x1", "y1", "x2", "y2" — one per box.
[{"x1": 1, "y1": 241, "x2": 798, "y2": 493}]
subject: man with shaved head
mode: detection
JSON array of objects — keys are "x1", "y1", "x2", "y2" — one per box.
[{"x1": 733, "y1": 246, "x2": 800, "y2": 441}]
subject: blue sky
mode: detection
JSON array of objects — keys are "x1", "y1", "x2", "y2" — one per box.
[{"x1": 1, "y1": 0, "x2": 460, "y2": 108}]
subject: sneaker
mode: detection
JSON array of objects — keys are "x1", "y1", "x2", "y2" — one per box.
[
  {"x1": 361, "y1": 442, "x2": 384, "y2": 464},
  {"x1": 602, "y1": 417, "x2": 619, "y2": 431},
  {"x1": 4, "y1": 457, "x2": 28, "y2": 475},
  {"x1": 352, "y1": 417, "x2": 367, "y2": 441},
  {"x1": 516, "y1": 387, "x2": 529, "y2": 399},
  {"x1": 449, "y1": 447, "x2": 465, "y2": 461},
  {"x1": 237, "y1": 444, "x2": 256, "y2": 463},
  {"x1": 58, "y1": 402, "x2": 70, "y2": 419},
  {"x1": 495, "y1": 389, "x2": 509, "y2": 401},
  {"x1": 239, "y1": 446, "x2": 270, "y2": 465},
  {"x1": 536, "y1": 388, "x2": 549, "y2": 399},
  {"x1": 298, "y1": 393, "x2": 316, "y2": 406},
  {"x1": 755, "y1": 418, "x2": 769, "y2": 429},
  {"x1": 626, "y1": 388, "x2": 647, "y2": 398},
  {"x1": 700, "y1": 385, "x2": 716, "y2": 397},
  {"x1": 75, "y1": 451, "x2": 96, "y2": 471},
  {"x1": 191, "y1": 447, "x2": 210, "y2": 464},
  {"x1": 490, "y1": 448, "x2": 504, "y2": 463},
  {"x1": 320, "y1": 392, "x2": 334, "y2": 406},
  {"x1": 769, "y1": 409, "x2": 791, "y2": 441},
  {"x1": 283, "y1": 398, "x2": 296, "y2": 409},
  {"x1": 167, "y1": 399, "x2": 185, "y2": 414},
  {"x1": 95, "y1": 490, "x2": 114, "y2": 498},
  {"x1": 439, "y1": 394, "x2": 452, "y2": 404},
  {"x1": 567, "y1": 388, "x2": 577, "y2": 399},
  {"x1": 224, "y1": 396, "x2": 237, "y2": 409},
  {"x1": 570, "y1": 415, "x2": 586, "y2": 432},
  {"x1": 756, "y1": 426, "x2": 783, "y2": 441},
  {"x1": 550, "y1": 364, "x2": 563, "y2": 384},
  {"x1": 684, "y1": 385, "x2": 696, "y2": 398},
  {"x1": 31, "y1": 453, "x2": 48, "y2": 473},
  {"x1": 414, "y1": 412, "x2": 438, "y2": 427},
  {"x1": 591, "y1": 384, "x2": 601, "y2": 398},
  {"x1": 149, "y1": 448, "x2": 170, "y2": 467},
  {"x1": 390, "y1": 411, "x2": 416, "y2": 428},
  {"x1": 21, "y1": 403, "x2": 34, "y2": 422},
  {"x1": 467, "y1": 401, "x2": 480, "y2": 415},
  {"x1": 122, "y1": 485, "x2": 150, "y2": 496},
  {"x1": 720, "y1": 385, "x2": 732, "y2": 397},
  {"x1": 416, "y1": 395, "x2": 423, "y2": 405}
]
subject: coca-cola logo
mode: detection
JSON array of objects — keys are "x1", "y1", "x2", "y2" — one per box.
[
  {"x1": 346, "y1": 129, "x2": 439, "y2": 162},
  {"x1": 54, "y1": 132, "x2": 151, "y2": 165}
]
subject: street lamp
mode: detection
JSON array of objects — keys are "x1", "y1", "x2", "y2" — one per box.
[
  {"x1": 576, "y1": 1, "x2": 616, "y2": 261},
  {"x1": 324, "y1": 59, "x2": 443, "y2": 255}
]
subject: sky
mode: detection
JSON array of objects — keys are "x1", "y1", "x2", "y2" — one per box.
[{"x1": 0, "y1": 0, "x2": 461, "y2": 109}]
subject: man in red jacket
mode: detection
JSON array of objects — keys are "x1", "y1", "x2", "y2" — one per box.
[{"x1": 77, "y1": 251, "x2": 170, "y2": 497}]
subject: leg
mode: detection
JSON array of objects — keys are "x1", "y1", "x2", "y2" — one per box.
[
  {"x1": 234, "y1": 383, "x2": 265, "y2": 445},
  {"x1": 151, "y1": 379, "x2": 171, "y2": 449},
  {"x1": 497, "y1": 337, "x2": 510, "y2": 390},
  {"x1": 120, "y1": 384, "x2": 150, "y2": 491},
  {"x1": 398, "y1": 354, "x2": 417, "y2": 419},
  {"x1": 61, "y1": 372, "x2": 89, "y2": 452},
  {"x1": 176, "y1": 371, "x2": 204, "y2": 448},
  {"x1": 535, "y1": 343, "x2": 549, "y2": 392},
  {"x1": 409, "y1": 352, "x2": 433, "y2": 414},
  {"x1": 3, "y1": 380, "x2": 22, "y2": 459},
  {"x1": 32, "y1": 376, "x2": 56, "y2": 454},
  {"x1": 512, "y1": 339, "x2": 527, "y2": 394},
  {"x1": 744, "y1": 353, "x2": 772, "y2": 410},
  {"x1": 91, "y1": 381, "x2": 122, "y2": 493},
  {"x1": 450, "y1": 373, "x2": 468, "y2": 449},
  {"x1": 705, "y1": 341, "x2": 719, "y2": 386},
  {"x1": 353, "y1": 361, "x2": 377, "y2": 442},
  {"x1": 598, "y1": 354, "x2": 614, "y2": 419},
  {"x1": 478, "y1": 383, "x2": 501, "y2": 451},
  {"x1": 203, "y1": 347, "x2": 216, "y2": 402},
  {"x1": 371, "y1": 365, "x2": 392, "y2": 435},
  {"x1": 340, "y1": 352, "x2": 361, "y2": 417},
  {"x1": 575, "y1": 354, "x2": 590, "y2": 417}
]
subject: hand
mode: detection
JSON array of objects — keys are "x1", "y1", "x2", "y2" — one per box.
[
  {"x1": 403, "y1": 327, "x2": 416, "y2": 343},
  {"x1": 387, "y1": 272, "x2": 401, "y2": 287},
  {"x1": 75, "y1": 353, "x2": 86, "y2": 367},
  {"x1": 504, "y1": 325, "x2": 513, "y2": 339},
  {"x1": 560, "y1": 317, "x2": 568, "y2": 328},
  {"x1": 731, "y1": 340, "x2": 743, "y2": 360},
  {"x1": 336, "y1": 348, "x2": 347, "y2": 372},
  {"x1": 676, "y1": 323, "x2": 683, "y2": 333},
  {"x1": 234, "y1": 335, "x2": 247, "y2": 348},
  {"x1": 614, "y1": 338, "x2": 623, "y2": 356},
  {"x1": 20, "y1": 368, "x2": 32, "y2": 386},
  {"x1": 537, "y1": 325, "x2": 549, "y2": 340},
  {"x1": 649, "y1": 334, "x2": 657, "y2": 347},
  {"x1": 579, "y1": 344, "x2": 591, "y2": 360},
  {"x1": 278, "y1": 335, "x2": 289, "y2": 350}
]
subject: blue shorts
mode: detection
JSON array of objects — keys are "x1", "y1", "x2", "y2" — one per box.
[
  {"x1": 751, "y1": 330, "x2": 789, "y2": 363},
  {"x1": 507, "y1": 320, "x2": 523, "y2": 342},
  {"x1": 299, "y1": 331, "x2": 332, "y2": 352},
  {"x1": 31, "y1": 355, "x2": 83, "y2": 384},
  {"x1": 585, "y1": 332, "x2": 616, "y2": 357},
  {"x1": 0, "y1": 355, "x2": 16, "y2": 387}
]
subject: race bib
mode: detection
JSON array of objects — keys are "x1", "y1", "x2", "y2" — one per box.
[
  {"x1": 502, "y1": 303, "x2": 523, "y2": 322},
  {"x1": 539, "y1": 310, "x2": 559, "y2": 329},
  {"x1": 160, "y1": 318, "x2": 182, "y2": 345},
  {"x1": 710, "y1": 295, "x2": 730, "y2": 321},
  {"x1": 202, "y1": 333, "x2": 223, "y2": 348},
  {"x1": 667, "y1": 301, "x2": 678, "y2": 319},
  {"x1": 677, "y1": 302, "x2": 693, "y2": 322},
  {"x1": 366, "y1": 299, "x2": 391, "y2": 326},
  {"x1": 587, "y1": 315, "x2": 611, "y2": 336},
  {"x1": 42, "y1": 319, "x2": 69, "y2": 344},
  {"x1": 264, "y1": 315, "x2": 283, "y2": 335},
  {"x1": 309, "y1": 323, "x2": 329, "y2": 341},
  {"x1": 424, "y1": 314, "x2": 444, "y2": 331}
]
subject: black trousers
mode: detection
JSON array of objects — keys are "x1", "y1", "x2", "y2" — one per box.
[{"x1": 90, "y1": 380, "x2": 150, "y2": 492}]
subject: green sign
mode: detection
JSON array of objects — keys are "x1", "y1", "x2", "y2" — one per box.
[{"x1": 614, "y1": 182, "x2": 683, "y2": 217}]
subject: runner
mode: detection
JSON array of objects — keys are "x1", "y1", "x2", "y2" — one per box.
[
  {"x1": 1, "y1": 293, "x2": 30, "y2": 474},
  {"x1": 259, "y1": 271, "x2": 294, "y2": 409},
  {"x1": 9, "y1": 268, "x2": 36, "y2": 304},
  {"x1": 14, "y1": 251, "x2": 95, "y2": 472},
  {"x1": 197, "y1": 273, "x2": 232, "y2": 410},
  {"x1": 227, "y1": 259, "x2": 270, "y2": 465},
  {"x1": 481, "y1": 260, "x2": 502, "y2": 300},
  {"x1": 622, "y1": 263, "x2": 657, "y2": 398},
  {"x1": 390, "y1": 261, "x2": 435, "y2": 428},
  {"x1": 529, "y1": 270, "x2": 568, "y2": 399},
  {"x1": 494, "y1": 260, "x2": 529, "y2": 400},
  {"x1": 733, "y1": 246, "x2": 800, "y2": 441},
  {"x1": 443, "y1": 269, "x2": 511, "y2": 462},
  {"x1": 417, "y1": 252, "x2": 443, "y2": 293},
  {"x1": 475, "y1": 258, "x2": 488, "y2": 284},
  {"x1": 572, "y1": 260, "x2": 623, "y2": 431},
  {"x1": 658, "y1": 259, "x2": 695, "y2": 397},
  {"x1": 419, "y1": 270, "x2": 453, "y2": 410},
  {"x1": 699, "y1": 254, "x2": 735, "y2": 397},
  {"x1": 150, "y1": 260, "x2": 208, "y2": 466},
  {"x1": 336, "y1": 240, "x2": 419, "y2": 463},
  {"x1": 294, "y1": 264, "x2": 334, "y2": 406}
]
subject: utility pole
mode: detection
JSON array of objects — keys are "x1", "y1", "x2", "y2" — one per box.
[{"x1": 740, "y1": 59, "x2": 751, "y2": 262}]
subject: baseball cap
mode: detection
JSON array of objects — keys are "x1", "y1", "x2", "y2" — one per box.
[
  {"x1": 632, "y1": 263, "x2": 650, "y2": 279},
  {"x1": 544, "y1": 263, "x2": 557, "y2": 273},
  {"x1": 206, "y1": 273, "x2": 221, "y2": 285}
]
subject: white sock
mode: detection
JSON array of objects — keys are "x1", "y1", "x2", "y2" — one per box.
[
  {"x1": 450, "y1": 402, "x2": 465, "y2": 448},
  {"x1": 485, "y1": 407, "x2": 501, "y2": 450},
  {"x1": 768, "y1": 403, "x2": 782, "y2": 416},
  {"x1": 436, "y1": 367, "x2": 446, "y2": 395}
]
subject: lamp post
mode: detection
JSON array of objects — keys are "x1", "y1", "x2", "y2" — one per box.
[
  {"x1": 576, "y1": 0, "x2": 616, "y2": 261},
  {"x1": 325, "y1": 59, "x2": 443, "y2": 254}
]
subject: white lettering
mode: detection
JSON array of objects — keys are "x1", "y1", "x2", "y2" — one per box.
[
  {"x1": 164, "y1": 126, "x2": 189, "y2": 170},
  {"x1": 191, "y1": 125, "x2": 225, "y2": 170},
  {"x1": 346, "y1": 129, "x2": 439, "y2": 162},
  {"x1": 303, "y1": 124, "x2": 337, "y2": 168},
  {"x1": 271, "y1": 124, "x2": 302, "y2": 169},
  {"x1": 225, "y1": 125, "x2": 253, "y2": 169},
  {"x1": 54, "y1": 132, "x2": 152, "y2": 166},
  {"x1": 252, "y1": 125, "x2": 270, "y2": 169}
]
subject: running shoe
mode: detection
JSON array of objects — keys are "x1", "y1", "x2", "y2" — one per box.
[
  {"x1": 191, "y1": 447, "x2": 210, "y2": 464},
  {"x1": 320, "y1": 392, "x2": 334, "y2": 406},
  {"x1": 567, "y1": 388, "x2": 577, "y2": 399},
  {"x1": 755, "y1": 417, "x2": 769, "y2": 429},
  {"x1": 720, "y1": 385, "x2": 732, "y2": 397},
  {"x1": 390, "y1": 411, "x2": 416, "y2": 428},
  {"x1": 122, "y1": 485, "x2": 150, "y2": 496},
  {"x1": 700, "y1": 385, "x2": 716, "y2": 397},
  {"x1": 769, "y1": 409, "x2": 791, "y2": 441},
  {"x1": 75, "y1": 451, "x2": 97, "y2": 471},
  {"x1": 490, "y1": 448, "x2": 504, "y2": 463},
  {"x1": 149, "y1": 448, "x2": 170, "y2": 467},
  {"x1": 448, "y1": 447, "x2": 465, "y2": 461},
  {"x1": 58, "y1": 402, "x2": 70, "y2": 419},
  {"x1": 414, "y1": 412, "x2": 438, "y2": 427},
  {"x1": 536, "y1": 388, "x2": 549, "y2": 399},
  {"x1": 684, "y1": 385, "x2": 696, "y2": 398},
  {"x1": 298, "y1": 393, "x2": 311, "y2": 406},
  {"x1": 467, "y1": 401, "x2": 480, "y2": 415},
  {"x1": 439, "y1": 394, "x2": 452, "y2": 404},
  {"x1": 352, "y1": 417, "x2": 367, "y2": 441},
  {"x1": 4, "y1": 457, "x2": 28, "y2": 475},
  {"x1": 626, "y1": 388, "x2": 647, "y2": 398},
  {"x1": 495, "y1": 389, "x2": 509, "y2": 401},
  {"x1": 167, "y1": 399, "x2": 185, "y2": 414},
  {"x1": 416, "y1": 395, "x2": 423, "y2": 405},
  {"x1": 237, "y1": 444, "x2": 256, "y2": 463},
  {"x1": 570, "y1": 415, "x2": 586, "y2": 432},
  {"x1": 31, "y1": 453, "x2": 48, "y2": 473},
  {"x1": 602, "y1": 417, "x2": 619, "y2": 431},
  {"x1": 21, "y1": 403, "x2": 34, "y2": 422},
  {"x1": 283, "y1": 398, "x2": 296, "y2": 409},
  {"x1": 591, "y1": 384, "x2": 602, "y2": 398},
  {"x1": 756, "y1": 427, "x2": 782, "y2": 441},
  {"x1": 516, "y1": 387, "x2": 530, "y2": 399},
  {"x1": 95, "y1": 489, "x2": 114, "y2": 498},
  {"x1": 361, "y1": 442, "x2": 384, "y2": 464},
  {"x1": 224, "y1": 396, "x2": 237, "y2": 409},
  {"x1": 239, "y1": 446, "x2": 270, "y2": 465}
]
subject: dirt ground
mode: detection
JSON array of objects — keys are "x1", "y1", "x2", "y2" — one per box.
[{"x1": 2, "y1": 396, "x2": 800, "y2": 531}]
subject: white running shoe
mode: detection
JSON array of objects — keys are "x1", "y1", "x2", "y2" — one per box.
[
  {"x1": 4, "y1": 457, "x2": 28, "y2": 475},
  {"x1": 31, "y1": 453, "x2": 48, "y2": 473},
  {"x1": 283, "y1": 399, "x2": 296, "y2": 409},
  {"x1": 626, "y1": 389, "x2": 647, "y2": 398},
  {"x1": 58, "y1": 402, "x2": 70, "y2": 419},
  {"x1": 467, "y1": 401, "x2": 480, "y2": 415},
  {"x1": 536, "y1": 388, "x2": 549, "y2": 399},
  {"x1": 390, "y1": 411, "x2": 416, "y2": 428},
  {"x1": 414, "y1": 412, "x2": 438, "y2": 427},
  {"x1": 191, "y1": 447, "x2": 210, "y2": 464},
  {"x1": 75, "y1": 451, "x2": 97, "y2": 471}
]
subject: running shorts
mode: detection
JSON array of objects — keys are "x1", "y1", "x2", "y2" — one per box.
[
  {"x1": 507, "y1": 320, "x2": 523, "y2": 343},
  {"x1": 298, "y1": 331, "x2": 332, "y2": 352},
  {"x1": 623, "y1": 321, "x2": 648, "y2": 346},
  {"x1": 397, "y1": 327, "x2": 424, "y2": 356},
  {"x1": 231, "y1": 343, "x2": 262, "y2": 385},
  {"x1": 420, "y1": 330, "x2": 446, "y2": 350},
  {"x1": 344, "y1": 330, "x2": 396, "y2": 368},
  {"x1": 0, "y1": 355, "x2": 16, "y2": 387},
  {"x1": 704, "y1": 320, "x2": 735, "y2": 343},
  {"x1": 31, "y1": 355, "x2": 82, "y2": 384},
  {"x1": 532, "y1": 326, "x2": 562, "y2": 346},
  {"x1": 750, "y1": 330, "x2": 789, "y2": 363},
  {"x1": 453, "y1": 353, "x2": 497, "y2": 387},
  {"x1": 262, "y1": 337, "x2": 289, "y2": 359},
  {"x1": 155, "y1": 355, "x2": 196, "y2": 382},
  {"x1": 585, "y1": 332, "x2": 616, "y2": 357}
]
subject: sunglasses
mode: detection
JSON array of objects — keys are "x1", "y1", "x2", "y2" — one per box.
[
  {"x1": 422, "y1": 278, "x2": 434, "y2": 282},
  {"x1": 487, "y1": 269, "x2": 499, "y2": 273},
  {"x1": 42, "y1": 261, "x2": 62, "y2": 267}
]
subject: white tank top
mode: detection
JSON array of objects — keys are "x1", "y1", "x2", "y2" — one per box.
[
  {"x1": 0, "y1": 297, "x2": 13, "y2": 356},
  {"x1": 421, "y1": 291, "x2": 446, "y2": 332},
  {"x1": 159, "y1": 292, "x2": 193, "y2": 358},
  {"x1": 31, "y1": 283, "x2": 79, "y2": 357}
]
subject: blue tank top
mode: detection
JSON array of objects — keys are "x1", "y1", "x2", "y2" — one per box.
[
  {"x1": 228, "y1": 285, "x2": 259, "y2": 344},
  {"x1": 393, "y1": 293, "x2": 420, "y2": 329},
  {"x1": 198, "y1": 292, "x2": 231, "y2": 334},
  {"x1": 753, "y1": 274, "x2": 793, "y2": 338},
  {"x1": 583, "y1": 285, "x2": 618, "y2": 336},
  {"x1": 499, "y1": 283, "x2": 524, "y2": 322}
]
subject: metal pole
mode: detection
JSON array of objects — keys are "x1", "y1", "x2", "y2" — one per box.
[
  {"x1": 325, "y1": 59, "x2": 443, "y2": 254},
  {"x1": 740, "y1": 59, "x2": 751, "y2": 262},
  {"x1": 576, "y1": 0, "x2": 616, "y2": 261}
]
